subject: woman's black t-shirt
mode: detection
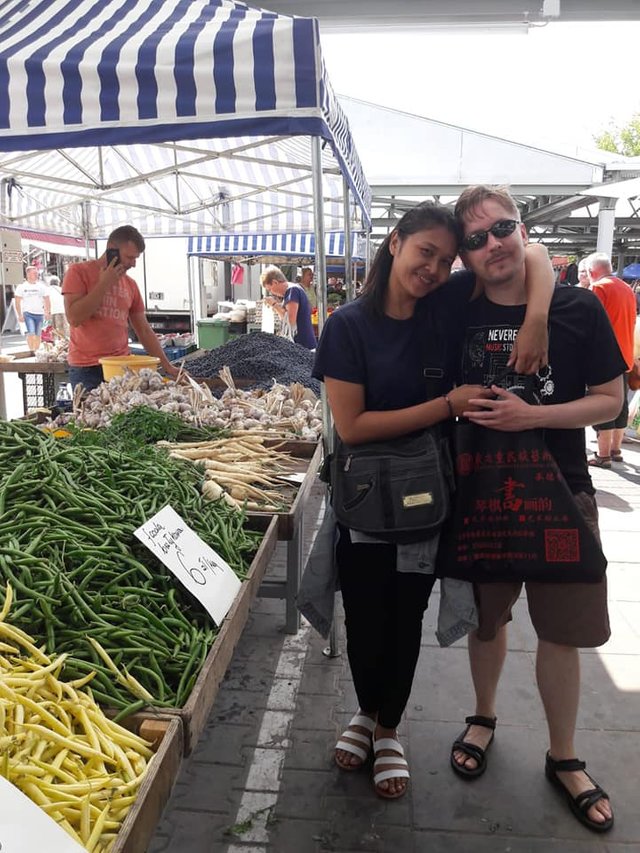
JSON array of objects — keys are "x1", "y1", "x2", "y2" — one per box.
[{"x1": 312, "y1": 273, "x2": 474, "y2": 410}]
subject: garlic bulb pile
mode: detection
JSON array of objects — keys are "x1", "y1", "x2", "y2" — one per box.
[{"x1": 61, "y1": 368, "x2": 322, "y2": 440}]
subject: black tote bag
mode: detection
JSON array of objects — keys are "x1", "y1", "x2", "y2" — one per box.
[{"x1": 436, "y1": 421, "x2": 607, "y2": 583}]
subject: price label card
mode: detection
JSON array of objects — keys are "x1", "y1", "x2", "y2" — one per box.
[
  {"x1": 134, "y1": 505, "x2": 241, "y2": 625},
  {"x1": 0, "y1": 776, "x2": 86, "y2": 852}
]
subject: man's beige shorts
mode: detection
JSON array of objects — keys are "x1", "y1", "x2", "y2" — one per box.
[{"x1": 474, "y1": 492, "x2": 610, "y2": 648}]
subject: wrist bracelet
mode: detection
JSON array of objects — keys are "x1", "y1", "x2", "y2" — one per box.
[{"x1": 443, "y1": 394, "x2": 454, "y2": 419}]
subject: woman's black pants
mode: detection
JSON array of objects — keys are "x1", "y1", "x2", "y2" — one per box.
[{"x1": 336, "y1": 527, "x2": 435, "y2": 729}]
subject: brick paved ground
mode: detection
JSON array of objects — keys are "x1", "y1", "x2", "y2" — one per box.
[{"x1": 150, "y1": 438, "x2": 640, "y2": 853}]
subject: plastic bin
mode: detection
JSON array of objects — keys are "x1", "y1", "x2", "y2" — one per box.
[
  {"x1": 163, "y1": 344, "x2": 197, "y2": 362},
  {"x1": 18, "y1": 372, "x2": 63, "y2": 411},
  {"x1": 197, "y1": 319, "x2": 229, "y2": 349},
  {"x1": 99, "y1": 355, "x2": 160, "y2": 380}
]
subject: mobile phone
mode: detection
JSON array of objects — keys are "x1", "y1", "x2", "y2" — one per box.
[{"x1": 106, "y1": 248, "x2": 120, "y2": 267}]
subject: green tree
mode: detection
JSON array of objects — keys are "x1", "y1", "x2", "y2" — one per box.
[{"x1": 594, "y1": 114, "x2": 640, "y2": 156}]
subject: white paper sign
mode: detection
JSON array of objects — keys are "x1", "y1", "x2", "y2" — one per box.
[
  {"x1": 277, "y1": 473, "x2": 305, "y2": 485},
  {"x1": 134, "y1": 505, "x2": 242, "y2": 625},
  {"x1": 0, "y1": 776, "x2": 86, "y2": 852}
]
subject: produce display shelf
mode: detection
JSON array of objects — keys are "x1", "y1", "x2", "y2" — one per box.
[
  {"x1": 250, "y1": 439, "x2": 323, "y2": 634},
  {"x1": 119, "y1": 514, "x2": 278, "y2": 755},
  {"x1": 148, "y1": 365, "x2": 322, "y2": 635},
  {"x1": 0, "y1": 352, "x2": 69, "y2": 374},
  {"x1": 111, "y1": 716, "x2": 183, "y2": 853},
  {"x1": 253, "y1": 438, "x2": 323, "y2": 539},
  {"x1": 0, "y1": 352, "x2": 69, "y2": 412}
]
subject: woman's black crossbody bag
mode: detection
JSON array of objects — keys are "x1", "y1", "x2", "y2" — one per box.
[{"x1": 322, "y1": 426, "x2": 454, "y2": 543}]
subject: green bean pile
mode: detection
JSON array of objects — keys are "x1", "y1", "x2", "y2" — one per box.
[{"x1": 0, "y1": 420, "x2": 263, "y2": 717}]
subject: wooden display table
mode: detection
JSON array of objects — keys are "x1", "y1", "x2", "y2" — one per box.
[
  {"x1": 117, "y1": 515, "x2": 278, "y2": 755},
  {"x1": 250, "y1": 439, "x2": 323, "y2": 634},
  {"x1": 112, "y1": 716, "x2": 183, "y2": 853},
  {"x1": 0, "y1": 351, "x2": 68, "y2": 411}
]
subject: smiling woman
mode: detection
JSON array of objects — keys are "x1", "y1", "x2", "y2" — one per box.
[{"x1": 387, "y1": 224, "x2": 458, "y2": 315}]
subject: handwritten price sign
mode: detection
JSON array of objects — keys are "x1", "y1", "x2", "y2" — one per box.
[{"x1": 134, "y1": 505, "x2": 241, "y2": 626}]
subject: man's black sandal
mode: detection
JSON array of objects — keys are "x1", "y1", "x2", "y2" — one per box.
[
  {"x1": 450, "y1": 715, "x2": 496, "y2": 779},
  {"x1": 545, "y1": 752, "x2": 614, "y2": 833}
]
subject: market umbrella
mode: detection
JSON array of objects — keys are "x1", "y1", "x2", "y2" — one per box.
[{"x1": 622, "y1": 263, "x2": 640, "y2": 279}]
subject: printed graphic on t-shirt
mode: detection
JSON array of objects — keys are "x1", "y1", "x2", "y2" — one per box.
[
  {"x1": 462, "y1": 323, "x2": 554, "y2": 405},
  {"x1": 98, "y1": 282, "x2": 132, "y2": 323}
]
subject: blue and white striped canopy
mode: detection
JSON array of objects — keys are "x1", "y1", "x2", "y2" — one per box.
[
  {"x1": 188, "y1": 230, "x2": 364, "y2": 260},
  {"x1": 0, "y1": 0, "x2": 370, "y2": 236}
]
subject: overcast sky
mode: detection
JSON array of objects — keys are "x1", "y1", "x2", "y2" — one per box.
[{"x1": 320, "y1": 21, "x2": 640, "y2": 160}]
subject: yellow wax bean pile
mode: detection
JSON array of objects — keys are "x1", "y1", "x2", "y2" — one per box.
[{"x1": 0, "y1": 584, "x2": 154, "y2": 852}]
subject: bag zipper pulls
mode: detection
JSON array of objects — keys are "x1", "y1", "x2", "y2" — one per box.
[{"x1": 344, "y1": 455, "x2": 352, "y2": 472}]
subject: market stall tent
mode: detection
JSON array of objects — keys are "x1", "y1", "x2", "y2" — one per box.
[
  {"x1": 0, "y1": 0, "x2": 370, "y2": 243},
  {"x1": 187, "y1": 230, "x2": 365, "y2": 264}
]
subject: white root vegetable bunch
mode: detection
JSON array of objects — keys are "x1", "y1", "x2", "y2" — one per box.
[
  {"x1": 159, "y1": 434, "x2": 299, "y2": 511},
  {"x1": 67, "y1": 368, "x2": 323, "y2": 439}
]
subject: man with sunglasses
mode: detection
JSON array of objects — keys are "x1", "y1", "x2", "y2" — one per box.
[{"x1": 446, "y1": 185, "x2": 626, "y2": 833}]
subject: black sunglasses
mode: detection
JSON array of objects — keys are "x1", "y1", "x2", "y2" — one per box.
[{"x1": 461, "y1": 219, "x2": 519, "y2": 252}]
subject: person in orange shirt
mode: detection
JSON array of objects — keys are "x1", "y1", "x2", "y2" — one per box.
[
  {"x1": 587, "y1": 252, "x2": 637, "y2": 467},
  {"x1": 63, "y1": 225, "x2": 180, "y2": 392}
]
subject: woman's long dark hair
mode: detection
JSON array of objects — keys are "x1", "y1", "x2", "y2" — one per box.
[{"x1": 360, "y1": 202, "x2": 462, "y2": 316}]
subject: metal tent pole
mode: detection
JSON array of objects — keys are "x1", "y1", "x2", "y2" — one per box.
[
  {"x1": 186, "y1": 255, "x2": 196, "y2": 337},
  {"x1": 343, "y1": 177, "x2": 354, "y2": 304},
  {"x1": 311, "y1": 137, "x2": 330, "y2": 439},
  {"x1": 312, "y1": 138, "x2": 340, "y2": 658},
  {"x1": 81, "y1": 201, "x2": 92, "y2": 259},
  {"x1": 365, "y1": 230, "x2": 371, "y2": 278}
]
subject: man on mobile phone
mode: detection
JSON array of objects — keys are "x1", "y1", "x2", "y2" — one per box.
[{"x1": 63, "y1": 225, "x2": 180, "y2": 391}]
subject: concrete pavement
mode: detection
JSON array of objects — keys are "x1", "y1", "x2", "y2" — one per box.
[{"x1": 148, "y1": 433, "x2": 640, "y2": 852}]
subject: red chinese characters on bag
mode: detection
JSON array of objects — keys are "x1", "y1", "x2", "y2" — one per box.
[{"x1": 437, "y1": 423, "x2": 607, "y2": 583}]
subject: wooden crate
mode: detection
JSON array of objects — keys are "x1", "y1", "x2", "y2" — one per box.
[
  {"x1": 124, "y1": 514, "x2": 278, "y2": 754},
  {"x1": 111, "y1": 716, "x2": 183, "y2": 853},
  {"x1": 174, "y1": 513, "x2": 277, "y2": 753},
  {"x1": 246, "y1": 439, "x2": 323, "y2": 540}
]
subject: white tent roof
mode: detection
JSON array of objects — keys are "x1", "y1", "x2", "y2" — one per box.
[
  {"x1": 336, "y1": 97, "x2": 640, "y2": 255},
  {"x1": 0, "y1": 0, "x2": 370, "y2": 238},
  {"x1": 338, "y1": 96, "x2": 604, "y2": 192}
]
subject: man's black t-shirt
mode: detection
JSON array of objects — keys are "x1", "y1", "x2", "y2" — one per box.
[
  {"x1": 456, "y1": 285, "x2": 627, "y2": 494},
  {"x1": 312, "y1": 275, "x2": 474, "y2": 410}
]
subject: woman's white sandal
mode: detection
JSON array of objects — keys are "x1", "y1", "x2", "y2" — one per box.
[
  {"x1": 373, "y1": 736, "x2": 410, "y2": 799},
  {"x1": 335, "y1": 713, "x2": 376, "y2": 770}
]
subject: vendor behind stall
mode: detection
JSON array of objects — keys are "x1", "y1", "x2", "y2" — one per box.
[
  {"x1": 63, "y1": 225, "x2": 179, "y2": 391},
  {"x1": 261, "y1": 265, "x2": 316, "y2": 350}
]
